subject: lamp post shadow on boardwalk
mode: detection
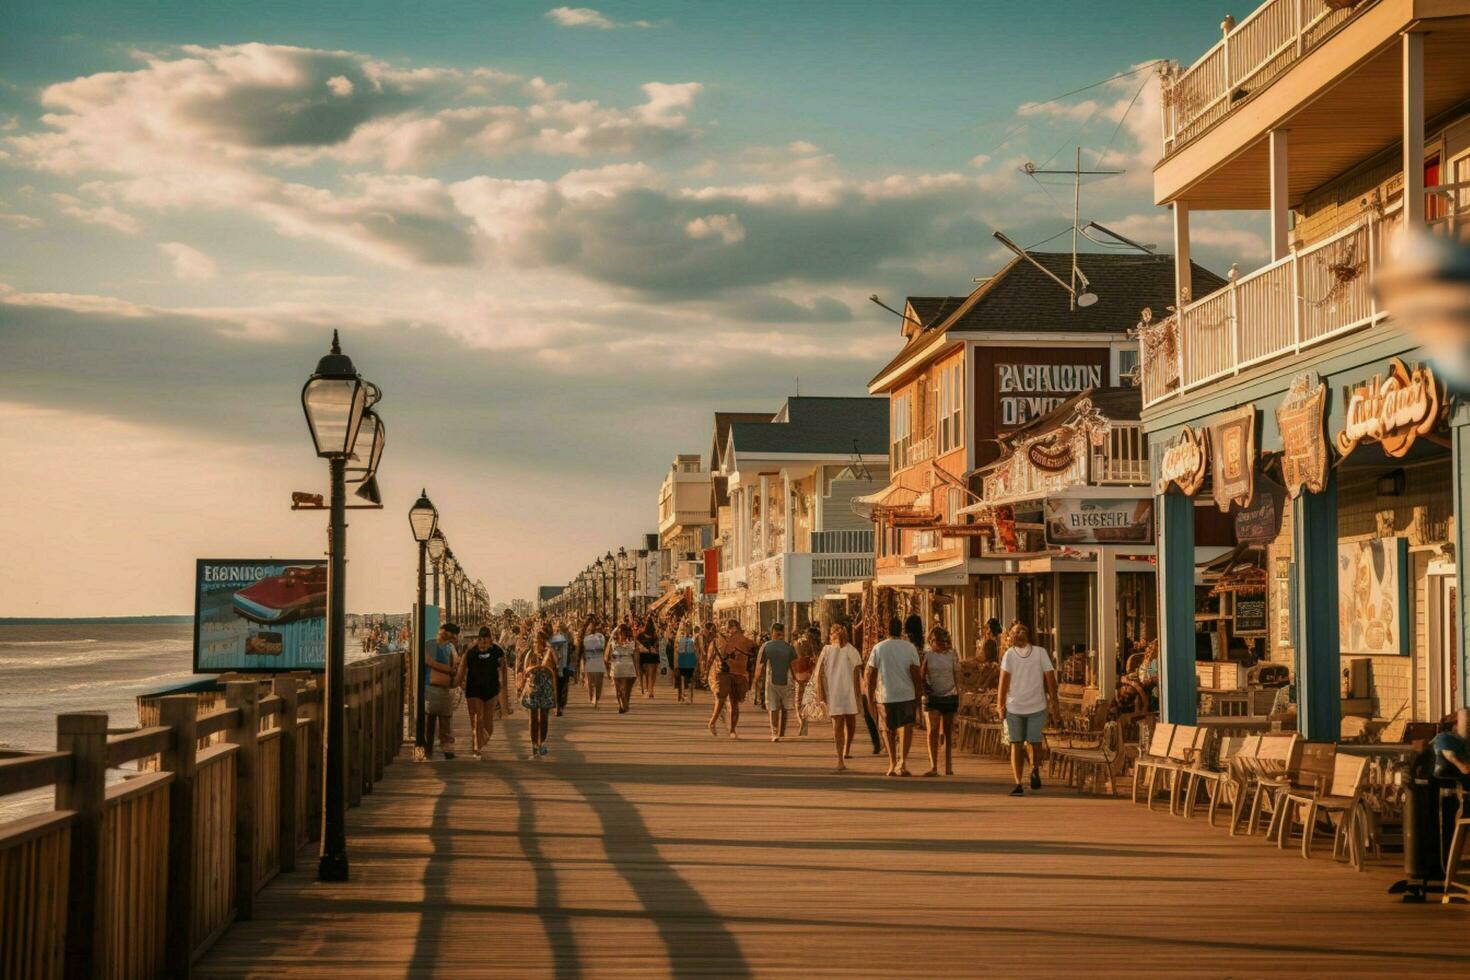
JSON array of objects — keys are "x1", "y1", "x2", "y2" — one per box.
[{"x1": 301, "y1": 329, "x2": 384, "y2": 882}]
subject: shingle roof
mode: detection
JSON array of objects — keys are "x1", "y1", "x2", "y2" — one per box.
[
  {"x1": 904, "y1": 296, "x2": 968, "y2": 333},
  {"x1": 710, "y1": 411, "x2": 773, "y2": 470},
  {"x1": 728, "y1": 396, "x2": 888, "y2": 458},
  {"x1": 870, "y1": 252, "x2": 1226, "y2": 388}
]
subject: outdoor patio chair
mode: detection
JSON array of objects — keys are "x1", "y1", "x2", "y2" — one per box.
[
  {"x1": 1262, "y1": 741, "x2": 1335, "y2": 845},
  {"x1": 1279, "y1": 752, "x2": 1371, "y2": 869},
  {"x1": 1132, "y1": 721, "x2": 1175, "y2": 805},
  {"x1": 1233, "y1": 734, "x2": 1301, "y2": 836},
  {"x1": 1442, "y1": 788, "x2": 1470, "y2": 904},
  {"x1": 1051, "y1": 721, "x2": 1127, "y2": 796},
  {"x1": 1182, "y1": 733, "x2": 1255, "y2": 825}
]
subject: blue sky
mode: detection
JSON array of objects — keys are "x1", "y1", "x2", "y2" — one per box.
[{"x1": 0, "y1": 1, "x2": 1263, "y2": 615}]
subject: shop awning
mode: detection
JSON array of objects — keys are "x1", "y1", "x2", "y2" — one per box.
[
  {"x1": 648, "y1": 587, "x2": 688, "y2": 616},
  {"x1": 851, "y1": 481, "x2": 921, "y2": 521}
]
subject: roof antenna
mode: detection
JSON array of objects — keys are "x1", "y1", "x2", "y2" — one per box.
[
  {"x1": 1083, "y1": 220, "x2": 1156, "y2": 254},
  {"x1": 795, "y1": 375, "x2": 800, "y2": 396},
  {"x1": 1021, "y1": 147, "x2": 1121, "y2": 309},
  {"x1": 993, "y1": 231, "x2": 1097, "y2": 308}
]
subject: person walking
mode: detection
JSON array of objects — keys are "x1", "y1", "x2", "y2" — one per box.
[
  {"x1": 708, "y1": 620, "x2": 754, "y2": 738},
  {"x1": 792, "y1": 625, "x2": 819, "y2": 737},
  {"x1": 636, "y1": 617, "x2": 660, "y2": 699},
  {"x1": 581, "y1": 618, "x2": 607, "y2": 707},
  {"x1": 753, "y1": 622, "x2": 798, "y2": 742},
  {"x1": 519, "y1": 637, "x2": 557, "y2": 759},
  {"x1": 423, "y1": 622, "x2": 460, "y2": 761},
  {"x1": 920, "y1": 626, "x2": 960, "y2": 777},
  {"x1": 815, "y1": 623, "x2": 863, "y2": 772},
  {"x1": 607, "y1": 623, "x2": 639, "y2": 713},
  {"x1": 549, "y1": 620, "x2": 574, "y2": 717},
  {"x1": 674, "y1": 620, "x2": 699, "y2": 703},
  {"x1": 865, "y1": 618, "x2": 922, "y2": 777},
  {"x1": 456, "y1": 626, "x2": 507, "y2": 760},
  {"x1": 857, "y1": 642, "x2": 884, "y2": 757},
  {"x1": 998, "y1": 623, "x2": 1058, "y2": 796}
]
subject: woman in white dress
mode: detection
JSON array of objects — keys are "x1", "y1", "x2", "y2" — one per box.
[
  {"x1": 580, "y1": 618, "x2": 607, "y2": 708},
  {"x1": 606, "y1": 623, "x2": 639, "y2": 714},
  {"x1": 815, "y1": 623, "x2": 863, "y2": 772}
]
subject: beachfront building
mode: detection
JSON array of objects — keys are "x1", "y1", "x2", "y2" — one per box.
[
  {"x1": 654, "y1": 454, "x2": 714, "y2": 618},
  {"x1": 536, "y1": 585, "x2": 567, "y2": 615},
  {"x1": 971, "y1": 387, "x2": 1158, "y2": 700},
  {"x1": 1145, "y1": 0, "x2": 1470, "y2": 739},
  {"x1": 703, "y1": 412, "x2": 776, "y2": 620},
  {"x1": 713, "y1": 396, "x2": 888, "y2": 632},
  {"x1": 858, "y1": 254, "x2": 1221, "y2": 659}
]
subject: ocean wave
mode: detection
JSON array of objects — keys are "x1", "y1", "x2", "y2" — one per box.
[{"x1": 0, "y1": 638, "x2": 100, "y2": 647}]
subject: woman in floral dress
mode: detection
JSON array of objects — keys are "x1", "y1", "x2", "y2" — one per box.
[{"x1": 519, "y1": 633, "x2": 557, "y2": 759}]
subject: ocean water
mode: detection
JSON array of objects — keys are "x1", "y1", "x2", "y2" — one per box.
[{"x1": 0, "y1": 621, "x2": 197, "y2": 821}]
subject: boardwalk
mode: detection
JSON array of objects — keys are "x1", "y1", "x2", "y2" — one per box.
[{"x1": 199, "y1": 695, "x2": 1468, "y2": 978}]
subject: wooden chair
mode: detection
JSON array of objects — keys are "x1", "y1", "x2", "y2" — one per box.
[
  {"x1": 1279, "y1": 753, "x2": 1371, "y2": 868},
  {"x1": 1266, "y1": 741, "x2": 1336, "y2": 845},
  {"x1": 1234, "y1": 734, "x2": 1300, "y2": 836},
  {"x1": 1132, "y1": 722, "x2": 1175, "y2": 805},
  {"x1": 1443, "y1": 788, "x2": 1470, "y2": 904},
  {"x1": 1052, "y1": 721, "x2": 1128, "y2": 796},
  {"x1": 1182, "y1": 734, "x2": 1253, "y2": 824}
]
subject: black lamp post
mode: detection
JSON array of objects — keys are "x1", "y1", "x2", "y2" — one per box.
[
  {"x1": 301, "y1": 329, "x2": 379, "y2": 883},
  {"x1": 615, "y1": 546, "x2": 628, "y2": 620},
  {"x1": 428, "y1": 530, "x2": 446, "y2": 609},
  {"x1": 408, "y1": 489, "x2": 437, "y2": 753}
]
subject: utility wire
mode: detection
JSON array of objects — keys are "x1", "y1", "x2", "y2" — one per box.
[{"x1": 1096, "y1": 70, "x2": 1153, "y2": 169}]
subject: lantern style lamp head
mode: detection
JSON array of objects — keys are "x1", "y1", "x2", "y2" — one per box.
[
  {"x1": 428, "y1": 529, "x2": 447, "y2": 562},
  {"x1": 302, "y1": 330, "x2": 369, "y2": 459},
  {"x1": 409, "y1": 490, "x2": 438, "y2": 543}
]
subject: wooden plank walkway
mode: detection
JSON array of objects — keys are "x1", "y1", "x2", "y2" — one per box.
[{"x1": 198, "y1": 694, "x2": 1469, "y2": 978}]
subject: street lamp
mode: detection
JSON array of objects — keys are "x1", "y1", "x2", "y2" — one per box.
[
  {"x1": 300, "y1": 329, "x2": 380, "y2": 883},
  {"x1": 407, "y1": 489, "x2": 437, "y2": 755},
  {"x1": 443, "y1": 552, "x2": 457, "y2": 622}
]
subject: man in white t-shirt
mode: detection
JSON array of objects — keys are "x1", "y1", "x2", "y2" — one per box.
[
  {"x1": 997, "y1": 623, "x2": 1058, "y2": 796},
  {"x1": 865, "y1": 617, "x2": 923, "y2": 777}
]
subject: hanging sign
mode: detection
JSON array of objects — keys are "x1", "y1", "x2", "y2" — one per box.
[
  {"x1": 1275, "y1": 372, "x2": 1328, "y2": 497},
  {"x1": 1026, "y1": 436, "x2": 1075, "y2": 473},
  {"x1": 1157, "y1": 426, "x2": 1209, "y2": 496},
  {"x1": 1334, "y1": 358, "x2": 1442, "y2": 459},
  {"x1": 1234, "y1": 478, "x2": 1284, "y2": 545},
  {"x1": 1044, "y1": 497, "x2": 1154, "y2": 546},
  {"x1": 1233, "y1": 595, "x2": 1268, "y2": 636},
  {"x1": 995, "y1": 504, "x2": 1019, "y2": 552},
  {"x1": 1208, "y1": 405, "x2": 1256, "y2": 513}
]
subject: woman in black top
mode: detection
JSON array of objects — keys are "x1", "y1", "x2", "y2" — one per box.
[
  {"x1": 456, "y1": 626, "x2": 507, "y2": 761},
  {"x1": 637, "y1": 617, "x2": 660, "y2": 700}
]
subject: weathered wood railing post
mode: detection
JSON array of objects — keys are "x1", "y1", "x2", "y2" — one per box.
[
  {"x1": 56, "y1": 711, "x2": 107, "y2": 980},
  {"x1": 273, "y1": 677, "x2": 299, "y2": 872},
  {"x1": 346, "y1": 669, "x2": 363, "y2": 807},
  {"x1": 159, "y1": 695, "x2": 199, "y2": 979},
  {"x1": 372, "y1": 658, "x2": 386, "y2": 783},
  {"x1": 224, "y1": 680, "x2": 258, "y2": 921}
]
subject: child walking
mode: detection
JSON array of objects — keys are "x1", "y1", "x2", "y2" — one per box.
[{"x1": 520, "y1": 634, "x2": 558, "y2": 759}]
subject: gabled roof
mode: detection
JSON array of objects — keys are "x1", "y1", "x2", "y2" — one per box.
[
  {"x1": 710, "y1": 411, "x2": 772, "y2": 471},
  {"x1": 728, "y1": 396, "x2": 888, "y2": 459},
  {"x1": 869, "y1": 252, "x2": 1226, "y2": 388},
  {"x1": 903, "y1": 296, "x2": 968, "y2": 336}
]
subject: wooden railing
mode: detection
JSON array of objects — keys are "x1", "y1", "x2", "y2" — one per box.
[
  {"x1": 1092, "y1": 423, "x2": 1150, "y2": 485},
  {"x1": 1162, "y1": 0, "x2": 1374, "y2": 153},
  {"x1": 0, "y1": 654, "x2": 403, "y2": 979},
  {"x1": 1142, "y1": 205, "x2": 1402, "y2": 408}
]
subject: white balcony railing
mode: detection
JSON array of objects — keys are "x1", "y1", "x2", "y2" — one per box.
[
  {"x1": 811, "y1": 529, "x2": 874, "y2": 554},
  {"x1": 812, "y1": 554, "x2": 874, "y2": 582},
  {"x1": 1162, "y1": 0, "x2": 1374, "y2": 154},
  {"x1": 1092, "y1": 423, "x2": 1149, "y2": 485},
  {"x1": 1141, "y1": 204, "x2": 1409, "y2": 409}
]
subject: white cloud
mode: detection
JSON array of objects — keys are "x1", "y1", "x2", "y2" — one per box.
[
  {"x1": 685, "y1": 213, "x2": 745, "y2": 244},
  {"x1": 546, "y1": 7, "x2": 654, "y2": 29},
  {"x1": 157, "y1": 241, "x2": 219, "y2": 279},
  {"x1": 0, "y1": 210, "x2": 42, "y2": 229},
  {"x1": 50, "y1": 192, "x2": 139, "y2": 233},
  {"x1": 326, "y1": 74, "x2": 354, "y2": 97}
]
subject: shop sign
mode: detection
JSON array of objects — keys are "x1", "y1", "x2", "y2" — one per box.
[
  {"x1": 1044, "y1": 497, "x2": 1154, "y2": 546},
  {"x1": 1276, "y1": 372, "x2": 1328, "y2": 498},
  {"x1": 1233, "y1": 595, "x2": 1268, "y2": 636},
  {"x1": 1157, "y1": 426, "x2": 1208, "y2": 496},
  {"x1": 1208, "y1": 405, "x2": 1256, "y2": 513},
  {"x1": 996, "y1": 362, "x2": 1102, "y2": 429},
  {"x1": 1234, "y1": 479, "x2": 1284, "y2": 545},
  {"x1": 1026, "y1": 437, "x2": 1075, "y2": 473},
  {"x1": 193, "y1": 558, "x2": 326, "y2": 673},
  {"x1": 1334, "y1": 358, "x2": 1442, "y2": 459}
]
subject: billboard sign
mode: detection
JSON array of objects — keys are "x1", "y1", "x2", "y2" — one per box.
[
  {"x1": 1044, "y1": 497, "x2": 1154, "y2": 547},
  {"x1": 194, "y1": 559, "x2": 327, "y2": 673}
]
